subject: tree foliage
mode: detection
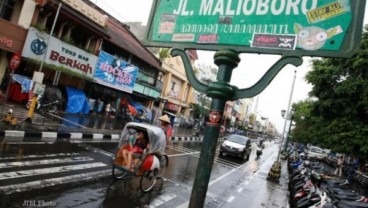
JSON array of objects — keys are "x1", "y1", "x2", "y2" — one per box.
[{"x1": 292, "y1": 25, "x2": 368, "y2": 157}]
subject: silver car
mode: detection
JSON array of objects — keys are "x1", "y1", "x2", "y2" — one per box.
[{"x1": 219, "y1": 134, "x2": 252, "y2": 161}]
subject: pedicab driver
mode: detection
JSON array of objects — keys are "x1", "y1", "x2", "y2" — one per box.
[{"x1": 158, "y1": 115, "x2": 172, "y2": 148}]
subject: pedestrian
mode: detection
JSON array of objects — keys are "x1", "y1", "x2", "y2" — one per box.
[
  {"x1": 335, "y1": 156, "x2": 344, "y2": 177},
  {"x1": 105, "y1": 102, "x2": 111, "y2": 118},
  {"x1": 158, "y1": 115, "x2": 172, "y2": 148}
]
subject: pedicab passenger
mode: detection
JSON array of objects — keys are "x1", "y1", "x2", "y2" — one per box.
[{"x1": 117, "y1": 130, "x2": 149, "y2": 171}]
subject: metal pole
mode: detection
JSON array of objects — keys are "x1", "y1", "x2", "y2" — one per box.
[
  {"x1": 277, "y1": 70, "x2": 297, "y2": 161},
  {"x1": 39, "y1": 2, "x2": 62, "y2": 72},
  {"x1": 188, "y1": 50, "x2": 239, "y2": 208},
  {"x1": 25, "y1": 1, "x2": 62, "y2": 123}
]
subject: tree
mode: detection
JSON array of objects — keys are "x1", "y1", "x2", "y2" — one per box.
[
  {"x1": 295, "y1": 25, "x2": 368, "y2": 156},
  {"x1": 192, "y1": 93, "x2": 210, "y2": 120},
  {"x1": 158, "y1": 48, "x2": 170, "y2": 61}
]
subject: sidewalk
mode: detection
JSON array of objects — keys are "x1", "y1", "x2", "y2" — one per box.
[{"x1": 0, "y1": 103, "x2": 203, "y2": 141}]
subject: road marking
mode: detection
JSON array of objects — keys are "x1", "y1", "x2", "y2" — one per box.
[
  {"x1": 150, "y1": 193, "x2": 176, "y2": 207},
  {"x1": 0, "y1": 153, "x2": 79, "y2": 160},
  {"x1": 237, "y1": 188, "x2": 243, "y2": 192},
  {"x1": 0, "y1": 157, "x2": 94, "y2": 169},
  {"x1": 227, "y1": 196, "x2": 235, "y2": 203},
  {"x1": 169, "y1": 152, "x2": 200, "y2": 157},
  {"x1": 209, "y1": 164, "x2": 243, "y2": 186},
  {"x1": 0, "y1": 169, "x2": 110, "y2": 194},
  {"x1": 0, "y1": 162, "x2": 107, "y2": 180}
]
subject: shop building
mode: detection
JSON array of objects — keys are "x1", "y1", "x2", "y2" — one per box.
[
  {"x1": 0, "y1": 0, "x2": 28, "y2": 101},
  {"x1": 159, "y1": 50, "x2": 197, "y2": 119},
  {"x1": 0, "y1": 0, "x2": 163, "y2": 122}
]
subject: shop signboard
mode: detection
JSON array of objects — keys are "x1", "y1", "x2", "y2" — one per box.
[
  {"x1": 94, "y1": 51, "x2": 139, "y2": 94},
  {"x1": 144, "y1": 0, "x2": 366, "y2": 58},
  {"x1": 22, "y1": 27, "x2": 98, "y2": 79}
]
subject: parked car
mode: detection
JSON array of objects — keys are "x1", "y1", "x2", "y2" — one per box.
[
  {"x1": 307, "y1": 146, "x2": 327, "y2": 160},
  {"x1": 219, "y1": 134, "x2": 252, "y2": 161}
]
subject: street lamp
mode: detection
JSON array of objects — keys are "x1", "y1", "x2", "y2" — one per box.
[
  {"x1": 283, "y1": 108, "x2": 295, "y2": 152},
  {"x1": 267, "y1": 70, "x2": 297, "y2": 181}
]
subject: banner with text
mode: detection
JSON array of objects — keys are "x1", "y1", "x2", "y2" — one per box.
[
  {"x1": 145, "y1": 0, "x2": 366, "y2": 57},
  {"x1": 94, "y1": 51, "x2": 139, "y2": 93},
  {"x1": 22, "y1": 27, "x2": 97, "y2": 79}
]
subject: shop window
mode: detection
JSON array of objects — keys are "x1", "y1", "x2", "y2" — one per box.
[
  {"x1": 137, "y1": 71, "x2": 155, "y2": 85},
  {"x1": 171, "y1": 81, "x2": 176, "y2": 91},
  {"x1": 0, "y1": 0, "x2": 15, "y2": 21}
]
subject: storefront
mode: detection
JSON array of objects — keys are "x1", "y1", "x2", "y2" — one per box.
[{"x1": 0, "y1": 19, "x2": 27, "y2": 101}]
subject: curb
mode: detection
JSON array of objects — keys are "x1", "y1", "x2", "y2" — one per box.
[
  {"x1": 171, "y1": 136, "x2": 203, "y2": 142},
  {"x1": 0, "y1": 130, "x2": 120, "y2": 141},
  {"x1": 0, "y1": 130, "x2": 224, "y2": 142}
]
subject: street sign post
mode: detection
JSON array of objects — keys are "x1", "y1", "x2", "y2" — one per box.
[{"x1": 144, "y1": 1, "x2": 367, "y2": 207}]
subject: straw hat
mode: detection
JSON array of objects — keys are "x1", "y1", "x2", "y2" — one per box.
[{"x1": 158, "y1": 115, "x2": 171, "y2": 123}]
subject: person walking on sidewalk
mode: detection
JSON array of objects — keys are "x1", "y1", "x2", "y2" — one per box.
[{"x1": 159, "y1": 115, "x2": 172, "y2": 148}]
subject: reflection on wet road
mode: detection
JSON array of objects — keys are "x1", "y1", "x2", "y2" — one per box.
[{"x1": 1, "y1": 139, "x2": 287, "y2": 208}]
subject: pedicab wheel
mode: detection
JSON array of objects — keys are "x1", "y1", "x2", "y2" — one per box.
[
  {"x1": 112, "y1": 166, "x2": 128, "y2": 179},
  {"x1": 158, "y1": 155, "x2": 169, "y2": 178},
  {"x1": 140, "y1": 169, "x2": 158, "y2": 192},
  {"x1": 47, "y1": 105, "x2": 57, "y2": 113}
]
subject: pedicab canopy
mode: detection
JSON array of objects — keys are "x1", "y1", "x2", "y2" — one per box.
[
  {"x1": 144, "y1": 0, "x2": 366, "y2": 58},
  {"x1": 118, "y1": 122, "x2": 166, "y2": 154}
]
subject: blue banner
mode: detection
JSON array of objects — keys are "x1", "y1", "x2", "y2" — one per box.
[{"x1": 94, "y1": 51, "x2": 139, "y2": 93}]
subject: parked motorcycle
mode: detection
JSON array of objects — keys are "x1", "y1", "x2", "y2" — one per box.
[{"x1": 26, "y1": 95, "x2": 60, "y2": 113}]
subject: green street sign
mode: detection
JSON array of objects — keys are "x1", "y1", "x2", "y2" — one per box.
[{"x1": 144, "y1": 0, "x2": 366, "y2": 58}]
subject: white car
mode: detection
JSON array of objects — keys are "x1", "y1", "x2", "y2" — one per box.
[
  {"x1": 308, "y1": 146, "x2": 327, "y2": 160},
  {"x1": 219, "y1": 134, "x2": 252, "y2": 161}
]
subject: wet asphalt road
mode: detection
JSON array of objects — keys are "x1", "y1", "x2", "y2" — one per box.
[{"x1": 0, "y1": 139, "x2": 288, "y2": 208}]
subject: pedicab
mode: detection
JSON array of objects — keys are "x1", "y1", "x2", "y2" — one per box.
[{"x1": 111, "y1": 122, "x2": 169, "y2": 192}]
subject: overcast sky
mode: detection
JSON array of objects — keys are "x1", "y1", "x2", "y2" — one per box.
[{"x1": 90, "y1": 0, "x2": 368, "y2": 133}]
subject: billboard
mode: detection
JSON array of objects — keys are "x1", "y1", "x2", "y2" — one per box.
[
  {"x1": 22, "y1": 27, "x2": 98, "y2": 78},
  {"x1": 94, "y1": 51, "x2": 139, "y2": 93},
  {"x1": 144, "y1": 0, "x2": 366, "y2": 58}
]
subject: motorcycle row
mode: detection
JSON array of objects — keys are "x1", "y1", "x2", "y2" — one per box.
[{"x1": 288, "y1": 151, "x2": 368, "y2": 208}]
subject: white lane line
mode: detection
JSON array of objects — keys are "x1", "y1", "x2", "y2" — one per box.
[
  {"x1": 209, "y1": 164, "x2": 243, "y2": 186},
  {"x1": 0, "y1": 169, "x2": 110, "y2": 194},
  {"x1": 150, "y1": 193, "x2": 176, "y2": 207},
  {"x1": 243, "y1": 181, "x2": 249, "y2": 185},
  {"x1": 237, "y1": 188, "x2": 243, "y2": 192},
  {"x1": 168, "y1": 152, "x2": 200, "y2": 157},
  {"x1": 0, "y1": 153, "x2": 79, "y2": 160},
  {"x1": 0, "y1": 162, "x2": 107, "y2": 180},
  {"x1": 0, "y1": 157, "x2": 94, "y2": 169},
  {"x1": 177, "y1": 202, "x2": 189, "y2": 208},
  {"x1": 227, "y1": 196, "x2": 235, "y2": 203}
]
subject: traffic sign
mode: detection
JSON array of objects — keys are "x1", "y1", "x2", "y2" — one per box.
[
  {"x1": 145, "y1": 0, "x2": 366, "y2": 58},
  {"x1": 9, "y1": 53, "x2": 21, "y2": 71}
]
